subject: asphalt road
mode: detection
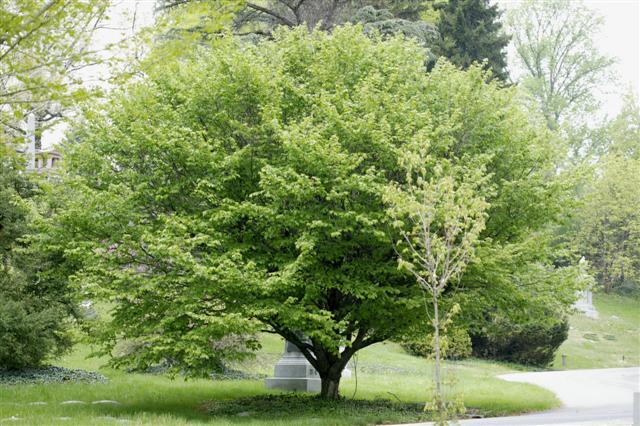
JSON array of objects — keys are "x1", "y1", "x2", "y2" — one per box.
[{"x1": 402, "y1": 367, "x2": 640, "y2": 426}]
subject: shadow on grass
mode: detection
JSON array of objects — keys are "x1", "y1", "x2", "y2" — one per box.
[
  {"x1": 85, "y1": 391, "x2": 436, "y2": 425},
  {"x1": 202, "y1": 394, "x2": 433, "y2": 425}
]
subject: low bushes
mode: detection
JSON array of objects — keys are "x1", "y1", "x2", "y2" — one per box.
[
  {"x1": 0, "y1": 277, "x2": 73, "y2": 370},
  {"x1": 470, "y1": 318, "x2": 569, "y2": 367}
]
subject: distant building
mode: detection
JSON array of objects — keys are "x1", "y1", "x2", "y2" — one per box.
[
  {"x1": 32, "y1": 148, "x2": 62, "y2": 172},
  {"x1": 15, "y1": 114, "x2": 62, "y2": 174}
]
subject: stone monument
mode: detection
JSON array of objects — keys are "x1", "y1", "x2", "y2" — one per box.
[
  {"x1": 573, "y1": 257, "x2": 599, "y2": 319},
  {"x1": 265, "y1": 341, "x2": 351, "y2": 393},
  {"x1": 574, "y1": 287, "x2": 598, "y2": 318},
  {"x1": 265, "y1": 340, "x2": 321, "y2": 392}
]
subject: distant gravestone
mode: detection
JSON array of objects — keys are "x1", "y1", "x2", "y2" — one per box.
[
  {"x1": 574, "y1": 287, "x2": 599, "y2": 319},
  {"x1": 265, "y1": 341, "x2": 351, "y2": 393}
]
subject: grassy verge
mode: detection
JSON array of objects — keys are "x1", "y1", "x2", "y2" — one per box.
[
  {"x1": 0, "y1": 335, "x2": 559, "y2": 425},
  {"x1": 552, "y1": 293, "x2": 640, "y2": 369}
]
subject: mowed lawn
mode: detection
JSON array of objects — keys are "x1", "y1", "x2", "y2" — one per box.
[
  {"x1": 0, "y1": 334, "x2": 559, "y2": 425},
  {"x1": 552, "y1": 293, "x2": 640, "y2": 370}
]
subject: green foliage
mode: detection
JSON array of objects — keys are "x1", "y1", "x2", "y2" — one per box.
[
  {"x1": 0, "y1": 149, "x2": 30, "y2": 256},
  {"x1": 470, "y1": 317, "x2": 569, "y2": 367},
  {"x1": 367, "y1": 0, "x2": 433, "y2": 21},
  {"x1": 43, "y1": 25, "x2": 576, "y2": 397},
  {"x1": 0, "y1": 289, "x2": 71, "y2": 370},
  {"x1": 571, "y1": 95, "x2": 640, "y2": 294},
  {"x1": 401, "y1": 327, "x2": 472, "y2": 360},
  {"x1": 0, "y1": 365, "x2": 105, "y2": 385},
  {"x1": 0, "y1": 150, "x2": 74, "y2": 369},
  {"x1": 433, "y1": 0, "x2": 510, "y2": 81},
  {"x1": 576, "y1": 156, "x2": 640, "y2": 294},
  {"x1": 606, "y1": 93, "x2": 640, "y2": 161},
  {"x1": 353, "y1": 5, "x2": 438, "y2": 51}
]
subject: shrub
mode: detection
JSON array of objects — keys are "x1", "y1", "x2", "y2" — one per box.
[
  {"x1": 0, "y1": 295, "x2": 71, "y2": 369},
  {"x1": 402, "y1": 328, "x2": 472, "y2": 360},
  {"x1": 470, "y1": 318, "x2": 569, "y2": 367}
]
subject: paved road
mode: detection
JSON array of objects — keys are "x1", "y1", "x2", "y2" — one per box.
[{"x1": 401, "y1": 367, "x2": 640, "y2": 426}]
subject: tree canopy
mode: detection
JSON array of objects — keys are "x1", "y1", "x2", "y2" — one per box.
[
  {"x1": 43, "y1": 25, "x2": 579, "y2": 398},
  {"x1": 574, "y1": 95, "x2": 640, "y2": 294}
]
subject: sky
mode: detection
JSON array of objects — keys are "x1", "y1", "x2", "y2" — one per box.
[
  {"x1": 43, "y1": 0, "x2": 640, "y2": 148},
  {"x1": 587, "y1": 0, "x2": 640, "y2": 112}
]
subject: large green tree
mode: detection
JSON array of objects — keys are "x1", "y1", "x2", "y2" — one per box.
[
  {"x1": 45, "y1": 26, "x2": 577, "y2": 398},
  {"x1": 433, "y1": 0, "x2": 510, "y2": 81}
]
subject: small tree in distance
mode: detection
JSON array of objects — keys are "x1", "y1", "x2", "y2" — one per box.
[{"x1": 385, "y1": 149, "x2": 489, "y2": 419}]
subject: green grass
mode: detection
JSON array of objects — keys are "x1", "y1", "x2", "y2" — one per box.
[
  {"x1": 0, "y1": 335, "x2": 559, "y2": 425},
  {"x1": 552, "y1": 293, "x2": 640, "y2": 369}
]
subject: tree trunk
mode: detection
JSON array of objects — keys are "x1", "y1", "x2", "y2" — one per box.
[
  {"x1": 320, "y1": 374, "x2": 341, "y2": 399},
  {"x1": 432, "y1": 286, "x2": 442, "y2": 410}
]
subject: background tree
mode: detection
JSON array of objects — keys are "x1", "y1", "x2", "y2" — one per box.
[
  {"x1": 506, "y1": 0, "x2": 614, "y2": 132},
  {"x1": 156, "y1": 1, "x2": 438, "y2": 42},
  {"x1": 0, "y1": 0, "x2": 109, "y2": 141},
  {"x1": 157, "y1": 0, "x2": 359, "y2": 34},
  {"x1": 433, "y1": 0, "x2": 510, "y2": 81},
  {"x1": 576, "y1": 156, "x2": 640, "y2": 294},
  {"x1": 350, "y1": 4, "x2": 438, "y2": 64},
  {"x1": 385, "y1": 153, "x2": 489, "y2": 417},
  {"x1": 574, "y1": 95, "x2": 640, "y2": 294},
  {"x1": 0, "y1": 148, "x2": 74, "y2": 369},
  {"x1": 606, "y1": 92, "x2": 640, "y2": 160}
]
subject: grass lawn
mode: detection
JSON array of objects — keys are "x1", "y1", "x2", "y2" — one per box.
[
  {"x1": 0, "y1": 335, "x2": 559, "y2": 425},
  {"x1": 552, "y1": 293, "x2": 640, "y2": 370}
]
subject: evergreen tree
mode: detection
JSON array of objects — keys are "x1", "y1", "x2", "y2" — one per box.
[
  {"x1": 0, "y1": 148, "x2": 74, "y2": 369},
  {"x1": 434, "y1": 0, "x2": 510, "y2": 81}
]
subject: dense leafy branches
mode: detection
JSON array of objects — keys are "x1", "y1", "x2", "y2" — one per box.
[
  {"x1": 574, "y1": 96, "x2": 640, "y2": 294},
  {"x1": 0, "y1": 149, "x2": 73, "y2": 369},
  {"x1": 46, "y1": 26, "x2": 575, "y2": 398}
]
